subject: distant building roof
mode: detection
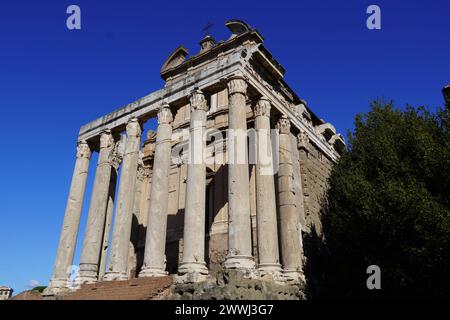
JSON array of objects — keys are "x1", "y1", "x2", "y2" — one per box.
[{"x1": 0, "y1": 286, "x2": 12, "y2": 289}]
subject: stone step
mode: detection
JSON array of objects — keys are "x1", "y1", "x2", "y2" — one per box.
[{"x1": 61, "y1": 276, "x2": 173, "y2": 300}]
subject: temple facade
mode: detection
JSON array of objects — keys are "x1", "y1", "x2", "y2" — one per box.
[{"x1": 44, "y1": 20, "x2": 345, "y2": 297}]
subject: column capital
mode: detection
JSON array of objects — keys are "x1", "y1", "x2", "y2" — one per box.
[
  {"x1": 190, "y1": 89, "x2": 208, "y2": 112},
  {"x1": 76, "y1": 141, "x2": 92, "y2": 159},
  {"x1": 157, "y1": 104, "x2": 173, "y2": 125},
  {"x1": 142, "y1": 166, "x2": 151, "y2": 179},
  {"x1": 227, "y1": 75, "x2": 248, "y2": 95},
  {"x1": 99, "y1": 130, "x2": 114, "y2": 149},
  {"x1": 126, "y1": 118, "x2": 142, "y2": 138},
  {"x1": 109, "y1": 141, "x2": 123, "y2": 170},
  {"x1": 146, "y1": 130, "x2": 157, "y2": 143},
  {"x1": 297, "y1": 130, "x2": 309, "y2": 150},
  {"x1": 277, "y1": 116, "x2": 291, "y2": 134},
  {"x1": 254, "y1": 97, "x2": 271, "y2": 117},
  {"x1": 137, "y1": 164, "x2": 146, "y2": 182}
]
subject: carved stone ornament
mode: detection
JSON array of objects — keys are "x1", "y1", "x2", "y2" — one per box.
[
  {"x1": 277, "y1": 116, "x2": 291, "y2": 135},
  {"x1": 142, "y1": 166, "x2": 151, "y2": 179},
  {"x1": 76, "y1": 141, "x2": 92, "y2": 159},
  {"x1": 227, "y1": 76, "x2": 247, "y2": 95},
  {"x1": 190, "y1": 89, "x2": 208, "y2": 112},
  {"x1": 110, "y1": 155, "x2": 122, "y2": 171},
  {"x1": 126, "y1": 118, "x2": 142, "y2": 138},
  {"x1": 254, "y1": 97, "x2": 271, "y2": 117},
  {"x1": 297, "y1": 131, "x2": 309, "y2": 150},
  {"x1": 99, "y1": 130, "x2": 114, "y2": 149},
  {"x1": 146, "y1": 130, "x2": 157, "y2": 143},
  {"x1": 157, "y1": 104, "x2": 173, "y2": 125},
  {"x1": 137, "y1": 163, "x2": 145, "y2": 181},
  {"x1": 109, "y1": 141, "x2": 123, "y2": 170}
]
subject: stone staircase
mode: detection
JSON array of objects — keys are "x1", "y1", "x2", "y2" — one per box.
[{"x1": 58, "y1": 276, "x2": 173, "y2": 300}]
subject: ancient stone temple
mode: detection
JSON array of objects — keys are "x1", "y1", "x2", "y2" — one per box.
[{"x1": 44, "y1": 20, "x2": 345, "y2": 299}]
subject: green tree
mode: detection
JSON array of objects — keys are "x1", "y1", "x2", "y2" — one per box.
[
  {"x1": 321, "y1": 100, "x2": 450, "y2": 299},
  {"x1": 31, "y1": 286, "x2": 47, "y2": 293}
]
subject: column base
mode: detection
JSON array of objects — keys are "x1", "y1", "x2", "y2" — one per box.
[
  {"x1": 75, "y1": 275, "x2": 97, "y2": 285},
  {"x1": 178, "y1": 261, "x2": 209, "y2": 275},
  {"x1": 42, "y1": 278, "x2": 69, "y2": 296},
  {"x1": 77, "y1": 263, "x2": 99, "y2": 284},
  {"x1": 138, "y1": 266, "x2": 168, "y2": 278},
  {"x1": 283, "y1": 269, "x2": 306, "y2": 285},
  {"x1": 176, "y1": 261, "x2": 209, "y2": 283},
  {"x1": 175, "y1": 272, "x2": 209, "y2": 284},
  {"x1": 102, "y1": 271, "x2": 128, "y2": 281},
  {"x1": 224, "y1": 255, "x2": 257, "y2": 277},
  {"x1": 258, "y1": 263, "x2": 284, "y2": 283}
]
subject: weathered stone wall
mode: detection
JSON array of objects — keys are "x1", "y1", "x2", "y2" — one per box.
[
  {"x1": 298, "y1": 142, "x2": 333, "y2": 236},
  {"x1": 171, "y1": 270, "x2": 304, "y2": 300}
]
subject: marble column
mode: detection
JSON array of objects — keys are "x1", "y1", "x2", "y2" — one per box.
[
  {"x1": 44, "y1": 141, "x2": 91, "y2": 295},
  {"x1": 291, "y1": 133, "x2": 307, "y2": 232},
  {"x1": 224, "y1": 75, "x2": 255, "y2": 272},
  {"x1": 98, "y1": 163, "x2": 118, "y2": 280},
  {"x1": 98, "y1": 144, "x2": 121, "y2": 279},
  {"x1": 139, "y1": 104, "x2": 173, "y2": 277},
  {"x1": 178, "y1": 90, "x2": 209, "y2": 282},
  {"x1": 254, "y1": 97, "x2": 283, "y2": 280},
  {"x1": 104, "y1": 118, "x2": 142, "y2": 281},
  {"x1": 277, "y1": 116, "x2": 304, "y2": 284},
  {"x1": 78, "y1": 130, "x2": 115, "y2": 283},
  {"x1": 296, "y1": 130, "x2": 309, "y2": 227},
  {"x1": 128, "y1": 159, "x2": 145, "y2": 278}
]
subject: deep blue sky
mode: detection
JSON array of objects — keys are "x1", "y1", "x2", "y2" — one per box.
[{"x1": 0, "y1": 0, "x2": 448, "y2": 294}]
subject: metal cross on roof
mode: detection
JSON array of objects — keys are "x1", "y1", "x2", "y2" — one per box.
[{"x1": 202, "y1": 22, "x2": 214, "y2": 36}]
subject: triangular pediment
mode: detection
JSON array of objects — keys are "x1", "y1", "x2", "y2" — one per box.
[{"x1": 160, "y1": 46, "x2": 189, "y2": 74}]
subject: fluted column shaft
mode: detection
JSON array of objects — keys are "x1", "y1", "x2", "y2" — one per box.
[
  {"x1": 254, "y1": 98, "x2": 283, "y2": 279},
  {"x1": 224, "y1": 76, "x2": 255, "y2": 271},
  {"x1": 44, "y1": 141, "x2": 91, "y2": 295},
  {"x1": 139, "y1": 105, "x2": 173, "y2": 277},
  {"x1": 78, "y1": 130, "x2": 115, "y2": 283},
  {"x1": 104, "y1": 118, "x2": 142, "y2": 281},
  {"x1": 277, "y1": 116, "x2": 304, "y2": 283},
  {"x1": 178, "y1": 90, "x2": 209, "y2": 281}
]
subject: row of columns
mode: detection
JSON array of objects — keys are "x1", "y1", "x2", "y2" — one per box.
[
  {"x1": 103, "y1": 118, "x2": 142, "y2": 280},
  {"x1": 45, "y1": 75, "x2": 305, "y2": 295},
  {"x1": 78, "y1": 129, "x2": 115, "y2": 282}
]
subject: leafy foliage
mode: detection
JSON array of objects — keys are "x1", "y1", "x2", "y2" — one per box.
[
  {"x1": 321, "y1": 100, "x2": 450, "y2": 298},
  {"x1": 31, "y1": 286, "x2": 47, "y2": 293}
]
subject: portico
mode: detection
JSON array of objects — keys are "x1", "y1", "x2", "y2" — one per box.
[{"x1": 44, "y1": 20, "x2": 344, "y2": 296}]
